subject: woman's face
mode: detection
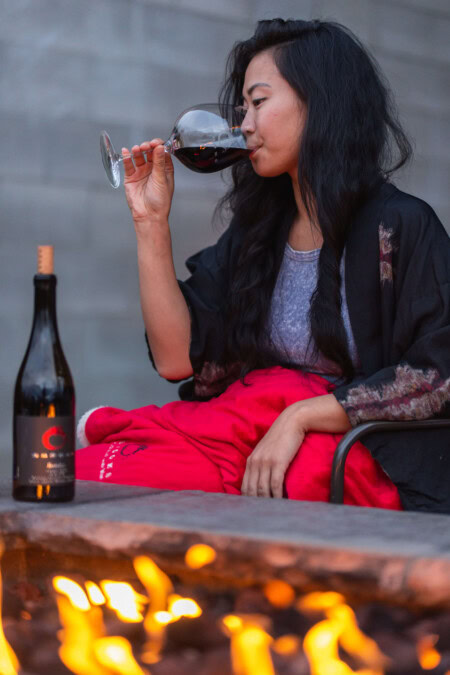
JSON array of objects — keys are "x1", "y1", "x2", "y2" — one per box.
[{"x1": 240, "y1": 49, "x2": 306, "y2": 179}]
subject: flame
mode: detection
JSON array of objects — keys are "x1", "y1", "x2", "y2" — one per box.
[
  {"x1": 93, "y1": 636, "x2": 148, "y2": 675},
  {"x1": 223, "y1": 615, "x2": 244, "y2": 633},
  {"x1": 233, "y1": 627, "x2": 274, "y2": 675},
  {"x1": 100, "y1": 581, "x2": 147, "y2": 623},
  {"x1": 297, "y1": 591, "x2": 345, "y2": 611},
  {"x1": 85, "y1": 581, "x2": 106, "y2": 606},
  {"x1": 167, "y1": 594, "x2": 202, "y2": 618},
  {"x1": 304, "y1": 618, "x2": 353, "y2": 675},
  {"x1": 263, "y1": 579, "x2": 295, "y2": 608},
  {"x1": 272, "y1": 634, "x2": 301, "y2": 655},
  {"x1": 0, "y1": 549, "x2": 20, "y2": 675},
  {"x1": 221, "y1": 613, "x2": 272, "y2": 635},
  {"x1": 133, "y1": 557, "x2": 203, "y2": 664},
  {"x1": 133, "y1": 556, "x2": 173, "y2": 614},
  {"x1": 222, "y1": 614, "x2": 274, "y2": 675},
  {"x1": 44, "y1": 560, "x2": 416, "y2": 675},
  {"x1": 327, "y1": 604, "x2": 386, "y2": 669},
  {"x1": 301, "y1": 593, "x2": 387, "y2": 675},
  {"x1": 133, "y1": 556, "x2": 173, "y2": 664},
  {"x1": 54, "y1": 576, "x2": 150, "y2": 675},
  {"x1": 417, "y1": 634, "x2": 441, "y2": 670},
  {"x1": 153, "y1": 611, "x2": 176, "y2": 626},
  {"x1": 53, "y1": 577, "x2": 91, "y2": 611},
  {"x1": 185, "y1": 543, "x2": 217, "y2": 569},
  {"x1": 55, "y1": 595, "x2": 108, "y2": 675}
]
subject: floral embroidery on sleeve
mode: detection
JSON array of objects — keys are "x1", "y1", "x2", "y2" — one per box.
[
  {"x1": 339, "y1": 364, "x2": 450, "y2": 425},
  {"x1": 379, "y1": 223, "x2": 396, "y2": 284}
]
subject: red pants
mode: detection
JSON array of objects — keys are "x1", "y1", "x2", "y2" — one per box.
[{"x1": 76, "y1": 367, "x2": 402, "y2": 510}]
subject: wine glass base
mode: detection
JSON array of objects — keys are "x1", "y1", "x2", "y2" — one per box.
[{"x1": 100, "y1": 131, "x2": 121, "y2": 188}]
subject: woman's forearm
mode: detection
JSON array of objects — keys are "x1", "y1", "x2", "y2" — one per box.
[
  {"x1": 291, "y1": 394, "x2": 352, "y2": 433},
  {"x1": 136, "y1": 221, "x2": 193, "y2": 380}
]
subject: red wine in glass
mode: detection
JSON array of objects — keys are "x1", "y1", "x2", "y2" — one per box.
[{"x1": 174, "y1": 146, "x2": 250, "y2": 173}]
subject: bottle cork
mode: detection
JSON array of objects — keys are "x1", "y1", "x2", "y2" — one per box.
[{"x1": 37, "y1": 246, "x2": 54, "y2": 274}]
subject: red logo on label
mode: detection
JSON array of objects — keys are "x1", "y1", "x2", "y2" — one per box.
[{"x1": 42, "y1": 426, "x2": 67, "y2": 451}]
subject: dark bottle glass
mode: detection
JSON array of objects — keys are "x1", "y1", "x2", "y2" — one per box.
[{"x1": 13, "y1": 246, "x2": 75, "y2": 502}]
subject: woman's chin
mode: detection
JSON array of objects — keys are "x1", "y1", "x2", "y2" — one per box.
[
  {"x1": 252, "y1": 165, "x2": 286, "y2": 178},
  {"x1": 250, "y1": 158, "x2": 285, "y2": 178}
]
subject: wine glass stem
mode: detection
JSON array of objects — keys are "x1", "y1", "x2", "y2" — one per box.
[{"x1": 117, "y1": 140, "x2": 172, "y2": 163}]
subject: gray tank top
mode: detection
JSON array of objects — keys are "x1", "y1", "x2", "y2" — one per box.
[{"x1": 268, "y1": 244, "x2": 360, "y2": 379}]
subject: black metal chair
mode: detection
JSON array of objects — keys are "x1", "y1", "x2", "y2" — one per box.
[{"x1": 330, "y1": 419, "x2": 450, "y2": 504}]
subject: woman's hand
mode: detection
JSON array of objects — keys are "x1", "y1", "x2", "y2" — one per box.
[
  {"x1": 122, "y1": 139, "x2": 175, "y2": 227},
  {"x1": 240, "y1": 394, "x2": 352, "y2": 499},
  {"x1": 240, "y1": 404, "x2": 307, "y2": 499}
]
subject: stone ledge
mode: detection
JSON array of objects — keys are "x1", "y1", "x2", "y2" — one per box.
[{"x1": 1, "y1": 480, "x2": 450, "y2": 609}]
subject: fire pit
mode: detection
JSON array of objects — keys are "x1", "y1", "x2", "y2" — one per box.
[{"x1": 0, "y1": 480, "x2": 449, "y2": 674}]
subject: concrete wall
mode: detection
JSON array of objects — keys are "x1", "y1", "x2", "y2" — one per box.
[{"x1": 1, "y1": 0, "x2": 449, "y2": 471}]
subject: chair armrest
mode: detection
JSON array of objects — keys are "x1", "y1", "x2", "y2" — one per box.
[{"x1": 330, "y1": 419, "x2": 450, "y2": 504}]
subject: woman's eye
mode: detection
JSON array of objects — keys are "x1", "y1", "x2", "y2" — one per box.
[{"x1": 235, "y1": 98, "x2": 266, "y2": 118}]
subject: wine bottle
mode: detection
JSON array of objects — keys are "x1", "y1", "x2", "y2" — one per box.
[{"x1": 13, "y1": 246, "x2": 75, "y2": 502}]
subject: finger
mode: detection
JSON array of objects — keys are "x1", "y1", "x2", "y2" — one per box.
[
  {"x1": 144, "y1": 138, "x2": 165, "y2": 160},
  {"x1": 152, "y1": 144, "x2": 166, "y2": 174},
  {"x1": 240, "y1": 469, "x2": 248, "y2": 496},
  {"x1": 257, "y1": 464, "x2": 272, "y2": 498},
  {"x1": 132, "y1": 144, "x2": 146, "y2": 167},
  {"x1": 122, "y1": 147, "x2": 135, "y2": 177},
  {"x1": 164, "y1": 147, "x2": 175, "y2": 176},
  {"x1": 139, "y1": 141, "x2": 153, "y2": 163},
  {"x1": 270, "y1": 469, "x2": 285, "y2": 499},
  {"x1": 246, "y1": 461, "x2": 260, "y2": 497},
  {"x1": 241, "y1": 459, "x2": 255, "y2": 496},
  {"x1": 135, "y1": 138, "x2": 164, "y2": 159}
]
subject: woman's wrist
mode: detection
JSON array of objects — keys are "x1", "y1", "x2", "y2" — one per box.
[
  {"x1": 135, "y1": 217, "x2": 171, "y2": 245},
  {"x1": 290, "y1": 400, "x2": 316, "y2": 432},
  {"x1": 134, "y1": 214, "x2": 170, "y2": 231},
  {"x1": 289, "y1": 395, "x2": 352, "y2": 434}
]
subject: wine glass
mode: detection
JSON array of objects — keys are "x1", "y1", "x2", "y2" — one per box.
[{"x1": 100, "y1": 103, "x2": 249, "y2": 188}]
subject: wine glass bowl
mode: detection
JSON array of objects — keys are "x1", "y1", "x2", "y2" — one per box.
[{"x1": 100, "y1": 103, "x2": 249, "y2": 188}]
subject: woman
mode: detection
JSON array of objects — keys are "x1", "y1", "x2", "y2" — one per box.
[{"x1": 76, "y1": 19, "x2": 450, "y2": 513}]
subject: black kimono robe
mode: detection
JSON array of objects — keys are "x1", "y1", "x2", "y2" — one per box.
[{"x1": 148, "y1": 182, "x2": 450, "y2": 514}]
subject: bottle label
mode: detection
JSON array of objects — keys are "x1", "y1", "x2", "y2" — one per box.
[{"x1": 15, "y1": 416, "x2": 75, "y2": 485}]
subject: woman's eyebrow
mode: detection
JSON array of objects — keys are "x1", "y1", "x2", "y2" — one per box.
[{"x1": 244, "y1": 82, "x2": 272, "y2": 97}]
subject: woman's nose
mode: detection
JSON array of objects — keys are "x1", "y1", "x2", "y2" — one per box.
[{"x1": 241, "y1": 110, "x2": 255, "y2": 135}]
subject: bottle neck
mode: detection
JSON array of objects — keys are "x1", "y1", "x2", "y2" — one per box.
[{"x1": 32, "y1": 274, "x2": 58, "y2": 335}]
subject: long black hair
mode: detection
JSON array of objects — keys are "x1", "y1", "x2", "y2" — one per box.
[{"x1": 217, "y1": 18, "x2": 412, "y2": 380}]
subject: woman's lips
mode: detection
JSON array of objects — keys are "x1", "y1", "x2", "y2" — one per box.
[{"x1": 248, "y1": 146, "x2": 260, "y2": 159}]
